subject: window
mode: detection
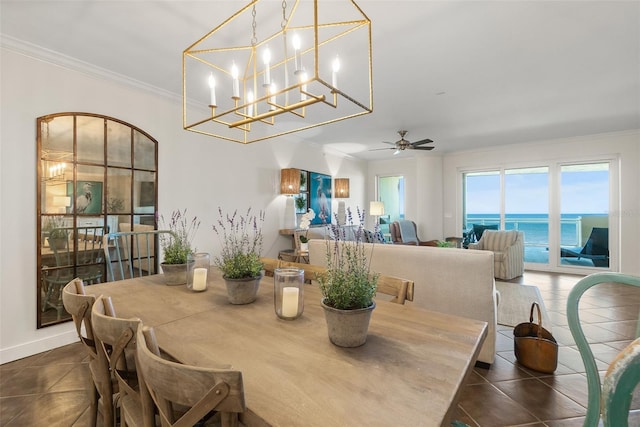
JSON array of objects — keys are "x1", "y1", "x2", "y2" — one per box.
[{"x1": 376, "y1": 175, "x2": 404, "y2": 236}]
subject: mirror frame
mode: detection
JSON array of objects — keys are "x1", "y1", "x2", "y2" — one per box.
[{"x1": 37, "y1": 112, "x2": 158, "y2": 328}]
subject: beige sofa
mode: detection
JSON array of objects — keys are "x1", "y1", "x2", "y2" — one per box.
[{"x1": 308, "y1": 239, "x2": 498, "y2": 365}]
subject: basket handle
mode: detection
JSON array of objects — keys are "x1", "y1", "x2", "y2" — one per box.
[{"x1": 529, "y1": 302, "x2": 544, "y2": 338}]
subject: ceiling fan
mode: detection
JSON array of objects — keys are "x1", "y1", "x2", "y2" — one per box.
[{"x1": 370, "y1": 130, "x2": 435, "y2": 155}]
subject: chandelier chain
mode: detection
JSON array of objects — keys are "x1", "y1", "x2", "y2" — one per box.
[
  {"x1": 251, "y1": 5, "x2": 257, "y2": 46},
  {"x1": 281, "y1": 0, "x2": 288, "y2": 29}
]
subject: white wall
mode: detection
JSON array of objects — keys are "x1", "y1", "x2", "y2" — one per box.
[{"x1": 0, "y1": 46, "x2": 367, "y2": 363}]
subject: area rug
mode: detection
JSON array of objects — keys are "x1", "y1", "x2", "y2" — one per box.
[{"x1": 495, "y1": 281, "x2": 552, "y2": 331}]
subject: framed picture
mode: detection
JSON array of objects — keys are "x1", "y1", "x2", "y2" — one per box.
[
  {"x1": 309, "y1": 172, "x2": 332, "y2": 224},
  {"x1": 294, "y1": 193, "x2": 308, "y2": 214},
  {"x1": 66, "y1": 181, "x2": 103, "y2": 214},
  {"x1": 299, "y1": 170, "x2": 308, "y2": 192}
]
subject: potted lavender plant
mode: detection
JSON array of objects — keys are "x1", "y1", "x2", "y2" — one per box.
[
  {"x1": 159, "y1": 209, "x2": 200, "y2": 285},
  {"x1": 213, "y1": 207, "x2": 265, "y2": 304}
]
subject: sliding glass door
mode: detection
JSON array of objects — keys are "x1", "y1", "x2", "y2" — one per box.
[
  {"x1": 505, "y1": 167, "x2": 549, "y2": 265},
  {"x1": 463, "y1": 161, "x2": 612, "y2": 272},
  {"x1": 559, "y1": 163, "x2": 609, "y2": 268}
]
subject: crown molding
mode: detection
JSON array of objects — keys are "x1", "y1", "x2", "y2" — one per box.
[{"x1": 1, "y1": 34, "x2": 182, "y2": 104}]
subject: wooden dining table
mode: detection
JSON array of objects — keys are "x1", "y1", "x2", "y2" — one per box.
[{"x1": 88, "y1": 269, "x2": 487, "y2": 427}]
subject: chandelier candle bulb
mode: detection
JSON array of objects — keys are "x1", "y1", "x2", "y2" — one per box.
[
  {"x1": 208, "y1": 73, "x2": 216, "y2": 106},
  {"x1": 263, "y1": 47, "x2": 271, "y2": 86},
  {"x1": 231, "y1": 63, "x2": 239, "y2": 99},
  {"x1": 293, "y1": 34, "x2": 302, "y2": 73},
  {"x1": 332, "y1": 56, "x2": 340, "y2": 89}
]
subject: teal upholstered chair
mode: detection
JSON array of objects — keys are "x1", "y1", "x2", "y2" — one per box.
[{"x1": 566, "y1": 272, "x2": 640, "y2": 427}]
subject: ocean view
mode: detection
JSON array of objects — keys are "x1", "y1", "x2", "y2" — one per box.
[{"x1": 466, "y1": 213, "x2": 607, "y2": 247}]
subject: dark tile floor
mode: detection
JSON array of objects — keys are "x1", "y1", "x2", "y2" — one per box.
[
  {"x1": 1, "y1": 271, "x2": 639, "y2": 426},
  {"x1": 454, "y1": 271, "x2": 640, "y2": 426}
]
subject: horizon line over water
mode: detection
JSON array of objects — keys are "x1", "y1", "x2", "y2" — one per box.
[
  {"x1": 467, "y1": 213, "x2": 607, "y2": 218},
  {"x1": 465, "y1": 213, "x2": 608, "y2": 246}
]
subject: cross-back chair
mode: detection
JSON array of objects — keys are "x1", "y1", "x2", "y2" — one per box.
[
  {"x1": 103, "y1": 230, "x2": 176, "y2": 281},
  {"x1": 567, "y1": 272, "x2": 640, "y2": 426},
  {"x1": 62, "y1": 278, "x2": 115, "y2": 427},
  {"x1": 136, "y1": 325, "x2": 246, "y2": 427},
  {"x1": 277, "y1": 260, "x2": 328, "y2": 283},
  {"x1": 260, "y1": 257, "x2": 280, "y2": 277},
  {"x1": 376, "y1": 274, "x2": 415, "y2": 304},
  {"x1": 91, "y1": 295, "x2": 154, "y2": 427}
]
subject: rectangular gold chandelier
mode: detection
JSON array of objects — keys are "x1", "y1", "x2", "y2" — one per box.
[{"x1": 183, "y1": 0, "x2": 373, "y2": 144}]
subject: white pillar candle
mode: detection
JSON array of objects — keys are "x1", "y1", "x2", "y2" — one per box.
[
  {"x1": 193, "y1": 268, "x2": 207, "y2": 291},
  {"x1": 282, "y1": 287, "x2": 299, "y2": 317}
]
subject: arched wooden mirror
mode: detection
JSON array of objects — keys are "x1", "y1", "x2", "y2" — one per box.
[{"x1": 37, "y1": 113, "x2": 158, "y2": 328}]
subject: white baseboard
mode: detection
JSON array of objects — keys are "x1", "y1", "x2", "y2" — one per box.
[{"x1": 0, "y1": 330, "x2": 78, "y2": 365}]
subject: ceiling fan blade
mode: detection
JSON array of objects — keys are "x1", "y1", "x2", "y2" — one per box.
[
  {"x1": 369, "y1": 147, "x2": 396, "y2": 151},
  {"x1": 381, "y1": 141, "x2": 396, "y2": 146},
  {"x1": 411, "y1": 146, "x2": 435, "y2": 151},
  {"x1": 411, "y1": 138, "x2": 434, "y2": 146}
]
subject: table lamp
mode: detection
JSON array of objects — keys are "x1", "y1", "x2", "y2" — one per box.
[
  {"x1": 369, "y1": 201, "x2": 385, "y2": 226},
  {"x1": 280, "y1": 168, "x2": 300, "y2": 229},
  {"x1": 334, "y1": 178, "x2": 350, "y2": 225}
]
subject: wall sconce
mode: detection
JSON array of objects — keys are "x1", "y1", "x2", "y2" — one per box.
[
  {"x1": 369, "y1": 200, "x2": 385, "y2": 226},
  {"x1": 334, "y1": 178, "x2": 349, "y2": 225},
  {"x1": 281, "y1": 168, "x2": 300, "y2": 229}
]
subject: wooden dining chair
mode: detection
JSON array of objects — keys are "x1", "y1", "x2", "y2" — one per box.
[
  {"x1": 277, "y1": 260, "x2": 328, "y2": 283},
  {"x1": 259, "y1": 257, "x2": 281, "y2": 277},
  {"x1": 103, "y1": 230, "x2": 176, "y2": 281},
  {"x1": 567, "y1": 272, "x2": 640, "y2": 426},
  {"x1": 61, "y1": 278, "x2": 115, "y2": 427},
  {"x1": 375, "y1": 274, "x2": 415, "y2": 304},
  {"x1": 91, "y1": 295, "x2": 154, "y2": 427},
  {"x1": 136, "y1": 325, "x2": 246, "y2": 427}
]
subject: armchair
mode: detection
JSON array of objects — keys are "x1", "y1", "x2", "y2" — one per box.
[
  {"x1": 469, "y1": 230, "x2": 524, "y2": 280},
  {"x1": 389, "y1": 220, "x2": 438, "y2": 246}
]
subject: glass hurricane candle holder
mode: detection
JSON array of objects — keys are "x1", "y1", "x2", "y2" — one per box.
[
  {"x1": 187, "y1": 252, "x2": 210, "y2": 292},
  {"x1": 274, "y1": 268, "x2": 304, "y2": 320}
]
